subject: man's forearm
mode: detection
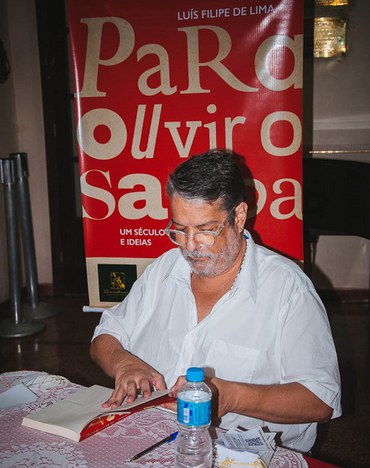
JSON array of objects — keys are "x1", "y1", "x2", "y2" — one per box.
[
  {"x1": 213, "y1": 379, "x2": 333, "y2": 424},
  {"x1": 90, "y1": 334, "x2": 137, "y2": 379},
  {"x1": 90, "y1": 333, "x2": 166, "y2": 406}
]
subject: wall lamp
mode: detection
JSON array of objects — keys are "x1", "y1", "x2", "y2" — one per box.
[{"x1": 313, "y1": 0, "x2": 349, "y2": 58}]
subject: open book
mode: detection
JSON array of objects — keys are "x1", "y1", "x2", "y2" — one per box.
[{"x1": 22, "y1": 385, "x2": 174, "y2": 442}]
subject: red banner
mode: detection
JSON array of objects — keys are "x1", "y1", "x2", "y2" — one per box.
[{"x1": 67, "y1": 0, "x2": 303, "y2": 307}]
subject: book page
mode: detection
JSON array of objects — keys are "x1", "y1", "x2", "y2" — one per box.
[{"x1": 100, "y1": 388, "x2": 170, "y2": 413}]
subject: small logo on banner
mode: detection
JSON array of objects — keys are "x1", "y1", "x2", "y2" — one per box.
[
  {"x1": 110, "y1": 272, "x2": 126, "y2": 291},
  {"x1": 98, "y1": 264, "x2": 137, "y2": 303}
]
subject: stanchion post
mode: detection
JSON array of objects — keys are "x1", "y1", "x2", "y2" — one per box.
[
  {"x1": 0, "y1": 158, "x2": 22, "y2": 322},
  {"x1": 11, "y1": 153, "x2": 39, "y2": 307},
  {"x1": 0, "y1": 157, "x2": 45, "y2": 338},
  {"x1": 11, "y1": 152, "x2": 60, "y2": 320}
]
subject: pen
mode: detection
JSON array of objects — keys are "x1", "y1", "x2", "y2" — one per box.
[{"x1": 129, "y1": 431, "x2": 178, "y2": 461}]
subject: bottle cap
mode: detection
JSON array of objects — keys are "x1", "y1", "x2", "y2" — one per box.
[{"x1": 186, "y1": 367, "x2": 204, "y2": 382}]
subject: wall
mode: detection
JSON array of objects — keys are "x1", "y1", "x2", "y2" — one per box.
[
  {"x1": 309, "y1": 0, "x2": 370, "y2": 293},
  {"x1": 0, "y1": 0, "x2": 369, "y2": 303},
  {"x1": 0, "y1": 0, "x2": 15, "y2": 302},
  {"x1": 0, "y1": 0, "x2": 52, "y2": 303}
]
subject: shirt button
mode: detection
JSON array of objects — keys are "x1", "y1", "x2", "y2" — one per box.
[{"x1": 181, "y1": 368, "x2": 186, "y2": 374}]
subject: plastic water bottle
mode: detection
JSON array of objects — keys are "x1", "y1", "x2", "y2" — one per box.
[{"x1": 175, "y1": 367, "x2": 212, "y2": 468}]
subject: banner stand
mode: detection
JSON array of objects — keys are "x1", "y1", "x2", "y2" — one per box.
[
  {"x1": 82, "y1": 306, "x2": 106, "y2": 313},
  {"x1": 67, "y1": 0, "x2": 304, "y2": 309}
]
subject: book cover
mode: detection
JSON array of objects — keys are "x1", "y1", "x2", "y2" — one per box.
[{"x1": 22, "y1": 385, "x2": 174, "y2": 442}]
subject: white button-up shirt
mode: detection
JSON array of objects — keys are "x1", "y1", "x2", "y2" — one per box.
[{"x1": 93, "y1": 232, "x2": 341, "y2": 452}]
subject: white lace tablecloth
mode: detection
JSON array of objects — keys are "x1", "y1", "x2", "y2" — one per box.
[{"x1": 0, "y1": 371, "x2": 309, "y2": 467}]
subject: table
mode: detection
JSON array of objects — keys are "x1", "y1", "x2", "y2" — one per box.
[{"x1": 0, "y1": 371, "x2": 338, "y2": 467}]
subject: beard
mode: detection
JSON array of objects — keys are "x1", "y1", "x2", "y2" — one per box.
[
  {"x1": 181, "y1": 233, "x2": 242, "y2": 277},
  {"x1": 181, "y1": 250, "x2": 215, "y2": 276}
]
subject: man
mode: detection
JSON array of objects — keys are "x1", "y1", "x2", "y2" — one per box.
[{"x1": 90, "y1": 149, "x2": 341, "y2": 452}]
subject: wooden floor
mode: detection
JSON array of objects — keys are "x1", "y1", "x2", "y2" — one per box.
[{"x1": 0, "y1": 296, "x2": 369, "y2": 468}]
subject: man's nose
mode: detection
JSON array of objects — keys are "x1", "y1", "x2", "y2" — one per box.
[{"x1": 184, "y1": 233, "x2": 197, "y2": 252}]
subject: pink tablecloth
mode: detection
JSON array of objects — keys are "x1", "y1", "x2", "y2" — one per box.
[{"x1": 0, "y1": 371, "x2": 318, "y2": 467}]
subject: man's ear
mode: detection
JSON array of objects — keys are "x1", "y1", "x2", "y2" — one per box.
[{"x1": 235, "y1": 202, "x2": 248, "y2": 232}]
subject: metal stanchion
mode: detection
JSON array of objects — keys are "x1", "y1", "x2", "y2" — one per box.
[
  {"x1": 11, "y1": 153, "x2": 60, "y2": 319},
  {"x1": 0, "y1": 158, "x2": 45, "y2": 338}
]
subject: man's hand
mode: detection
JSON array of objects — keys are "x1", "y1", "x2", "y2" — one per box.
[
  {"x1": 168, "y1": 375, "x2": 187, "y2": 398},
  {"x1": 102, "y1": 359, "x2": 166, "y2": 408},
  {"x1": 90, "y1": 334, "x2": 166, "y2": 409},
  {"x1": 169, "y1": 374, "x2": 226, "y2": 425}
]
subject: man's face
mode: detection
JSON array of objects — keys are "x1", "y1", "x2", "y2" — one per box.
[{"x1": 169, "y1": 195, "x2": 245, "y2": 277}]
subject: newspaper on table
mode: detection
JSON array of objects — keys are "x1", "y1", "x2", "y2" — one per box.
[{"x1": 216, "y1": 427, "x2": 276, "y2": 466}]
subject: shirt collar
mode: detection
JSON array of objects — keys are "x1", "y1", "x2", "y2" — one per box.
[
  {"x1": 231, "y1": 230, "x2": 258, "y2": 303},
  {"x1": 163, "y1": 248, "x2": 191, "y2": 284}
]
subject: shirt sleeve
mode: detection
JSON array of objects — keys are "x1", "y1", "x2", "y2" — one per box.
[
  {"x1": 91, "y1": 267, "x2": 148, "y2": 350},
  {"x1": 280, "y1": 285, "x2": 342, "y2": 419}
]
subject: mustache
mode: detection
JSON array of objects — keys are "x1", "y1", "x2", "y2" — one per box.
[{"x1": 182, "y1": 250, "x2": 213, "y2": 261}]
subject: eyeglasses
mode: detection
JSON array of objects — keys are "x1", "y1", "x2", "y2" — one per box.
[{"x1": 165, "y1": 205, "x2": 236, "y2": 247}]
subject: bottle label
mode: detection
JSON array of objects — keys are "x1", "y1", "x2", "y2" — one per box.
[{"x1": 177, "y1": 398, "x2": 211, "y2": 426}]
